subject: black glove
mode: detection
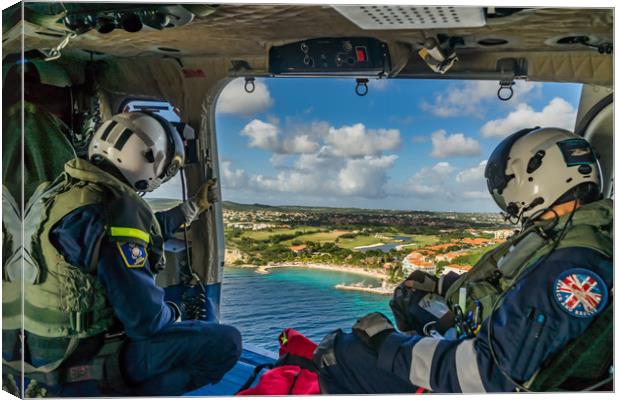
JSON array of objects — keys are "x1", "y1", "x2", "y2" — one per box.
[
  {"x1": 390, "y1": 272, "x2": 453, "y2": 334},
  {"x1": 351, "y1": 312, "x2": 395, "y2": 351},
  {"x1": 403, "y1": 270, "x2": 438, "y2": 293}
]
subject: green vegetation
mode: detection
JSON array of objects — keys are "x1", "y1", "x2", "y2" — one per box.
[
  {"x1": 451, "y1": 244, "x2": 500, "y2": 265},
  {"x1": 239, "y1": 227, "x2": 317, "y2": 241},
  {"x1": 219, "y1": 202, "x2": 510, "y2": 275}
]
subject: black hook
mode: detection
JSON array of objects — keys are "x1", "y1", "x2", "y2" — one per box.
[
  {"x1": 355, "y1": 78, "x2": 369, "y2": 97},
  {"x1": 244, "y1": 77, "x2": 255, "y2": 94},
  {"x1": 497, "y1": 81, "x2": 514, "y2": 101}
]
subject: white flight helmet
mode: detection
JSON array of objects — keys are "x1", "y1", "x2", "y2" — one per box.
[
  {"x1": 88, "y1": 112, "x2": 185, "y2": 192},
  {"x1": 485, "y1": 127, "x2": 602, "y2": 222}
]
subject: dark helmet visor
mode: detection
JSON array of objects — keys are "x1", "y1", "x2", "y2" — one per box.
[{"x1": 484, "y1": 127, "x2": 539, "y2": 195}]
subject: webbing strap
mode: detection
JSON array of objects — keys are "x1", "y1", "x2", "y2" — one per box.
[
  {"x1": 3, "y1": 337, "x2": 80, "y2": 375},
  {"x1": 3, "y1": 298, "x2": 114, "y2": 334},
  {"x1": 2, "y1": 334, "x2": 128, "y2": 390}
]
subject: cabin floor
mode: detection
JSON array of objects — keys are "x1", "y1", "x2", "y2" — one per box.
[{"x1": 185, "y1": 345, "x2": 277, "y2": 396}]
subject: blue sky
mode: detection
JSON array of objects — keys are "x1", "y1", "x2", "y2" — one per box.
[
  {"x1": 153, "y1": 78, "x2": 582, "y2": 213},
  {"x1": 212, "y1": 77, "x2": 582, "y2": 213}
]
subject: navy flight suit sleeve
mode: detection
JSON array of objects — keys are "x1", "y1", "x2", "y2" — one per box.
[
  {"x1": 154, "y1": 205, "x2": 187, "y2": 240},
  {"x1": 378, "y1": 247, "x2": 612, "y2": 393},
  {"x1": 50, "y1": 205, "x2": 177, "y2": 340}
]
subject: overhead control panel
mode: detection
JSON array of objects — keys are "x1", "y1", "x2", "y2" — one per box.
[{"x1": 269, "y1": 37, "x2": 391, "y2": 77}]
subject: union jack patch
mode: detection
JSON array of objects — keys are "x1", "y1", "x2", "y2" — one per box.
[{"x1": 553, "y1": 269, "x2": 608, "y2": 318}]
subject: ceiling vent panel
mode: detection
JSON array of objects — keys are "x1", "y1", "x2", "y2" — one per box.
[{"x1": 333, "y1": 6, "x2": 486, "y2": 30}]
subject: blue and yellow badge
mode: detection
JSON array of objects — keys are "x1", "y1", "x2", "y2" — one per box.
[{"x1": 117, "y1": 242, "x2": 148, "y2": 268}]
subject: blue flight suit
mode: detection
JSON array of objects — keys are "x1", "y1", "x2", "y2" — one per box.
[
  {"x1": 317, "y1": 246, "x2": 611, "y2": 393},
  {"x1": 46, "y1": 203, "x2": 241, "y2": 396}
]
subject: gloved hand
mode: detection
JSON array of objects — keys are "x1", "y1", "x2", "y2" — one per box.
[
  {"x1": 180, "y1": 179, "x2": 218, "y2": 223},
  {"x1": 402, "y1": 270, "x2": 438, "y2": 293},
  {"x1": 194, "y1": 178, "x2": 218, "y2": 211},
  {"x1": 390, "y1": 271, "x2": 452, "y2": 334},
  {"x1": 351, "y1": 312, "x2": 395, "y2": 351}
]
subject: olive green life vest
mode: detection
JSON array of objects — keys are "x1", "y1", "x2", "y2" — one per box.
[
  {"x1": 445, "y1": 199, "x2": 612, "y2": 322},
  {"x1": 444, "y1": 199, "x2": 613, "y2": 390},
  {"x1": 2, "y1": 158, "x2": 164, "y2": 374}
]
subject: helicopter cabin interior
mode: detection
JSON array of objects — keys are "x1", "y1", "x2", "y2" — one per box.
[{"x1": 2, "y1": 3, "x2": 614, "y2": 396}]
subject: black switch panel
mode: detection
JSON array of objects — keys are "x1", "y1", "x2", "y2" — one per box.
[{"x1": 269, "y1": 37, "x2": 390, "y2": 76}]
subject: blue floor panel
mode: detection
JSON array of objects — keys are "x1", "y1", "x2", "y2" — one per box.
[{"x1": 185, "y1": 346, "x2": 277, "y2": 396}]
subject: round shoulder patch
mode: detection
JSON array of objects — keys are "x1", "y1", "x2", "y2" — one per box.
[{"x1": 553, "y1": 268, "x2": 608, "y2": 318}]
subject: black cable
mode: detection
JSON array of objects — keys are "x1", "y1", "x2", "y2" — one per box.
[
  {"x1": 180, "y1": 167, "x2": 208, "y2": 320},
  {"x1": 485, "y1": 200, "x2": 578, "y2": 392}
]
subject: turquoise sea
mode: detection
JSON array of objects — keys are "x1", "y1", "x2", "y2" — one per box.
[{"x1": 220, "y1": 267, "x2": 393, "y2": 352}]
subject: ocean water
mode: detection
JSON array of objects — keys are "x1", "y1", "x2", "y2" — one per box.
[{"x1": 220, "y1": 267, "x2": 393, "y2": 352}]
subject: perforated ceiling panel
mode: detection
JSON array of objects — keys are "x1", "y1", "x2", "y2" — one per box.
[{"x1": 333, "y1": 5, "x2": 486, "y2": 30}]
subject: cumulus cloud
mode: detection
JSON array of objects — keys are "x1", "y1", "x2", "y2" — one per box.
[
  {"x1": 480, "y1": 97, "x2": 577, "y2": 138},
  {"x1": 430, "y1": 130, "x2": 481, "y2": 158},
  {"x1": 406, "y1": 162, "x2": 454, "y2": 198},
  {"x1": 420, "y1": 80, "x2": 542, "y2": 118},
  {"x1": 232, "y1": 155, "x2": 396, "y2": 199},
  {"x1": 240, "y1": 119, "x2": 320, "y2": 154},
  {"x1": 241, "y1": 119, "x2": 280, "y2": 151},
  {"x1": 400, "y1": 160, "x2": 494, "y2": 205},
  {"x1": 338, "y1": 155, "x2": 398, "y2": 198},
  {"x1": 220, "y1": 160, "x2": 248, "y2": 189},
  {"x1": 217, "y1": 78, "x2": 274, "y2": 116},
  {"x1": 325, "y1": 123, "x2": 401, "y2": 157},
  {"x1": 456, "y1": 160, "x2": 487, "y2": 184}
]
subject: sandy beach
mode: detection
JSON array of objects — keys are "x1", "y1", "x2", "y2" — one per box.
[{"x1": 233, "y1": 261, "x2": 388, "y2": 280}]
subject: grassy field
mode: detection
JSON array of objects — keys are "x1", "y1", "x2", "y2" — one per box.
[
  {"x1": 281, "y1": 230, "x2": 349, "y2": 245},
  {"x1": 337, "y1": 235, "x2": 384, "y2": 249},
  {"x1": 337, "y1": 233, "x2": 441, "y2": 250},
  {"x1": 452, "y1": 243, "x2": 500, "y2": 265},
  {"x1": 407, "y1": 234, "x2": 441, "y2": 247},
  {"x1": 238, "y1": 227, "x2": 317, "y2": 241}
]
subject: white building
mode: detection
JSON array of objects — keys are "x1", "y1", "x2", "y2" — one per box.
[
  {"x1": 441, "y1": 264, "x2": 473, "y2": 276},
  {"x1": 402, "y1": 252, "x2": 436, "y2": 275},
  {"x1": 494, "y1": 229, "x2": 514, "y2": 240}
]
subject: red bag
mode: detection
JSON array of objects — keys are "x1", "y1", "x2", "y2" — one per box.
[{"x1": 237, "y1": 328, "x2": 320, "y2": 395}]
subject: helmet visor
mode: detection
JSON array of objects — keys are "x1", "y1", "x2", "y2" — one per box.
[{"x1": 484, "y1": 127, "x2": 538, "y2": 195}]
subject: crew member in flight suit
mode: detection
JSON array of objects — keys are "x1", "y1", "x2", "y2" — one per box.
[
  {"x1": 314, "y1": 127, "x2": 613, "y2": 393},
  {"x1": 2, "y1": 112, "x2": 241, "y2": 396}
]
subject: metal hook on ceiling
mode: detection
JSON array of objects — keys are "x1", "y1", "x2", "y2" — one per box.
[
  {"x1": 43, "y1": 31, "x2": 77, "y2": 62},
  {"x1": 355, "y1": 78, "x2": 369, "y2": 97},
  {"x1": 497, "y1": 80, "x2": 514, "y2": 101},
  {"x1": 244, "y1": 77, "x2": 255, "y2": 94}
]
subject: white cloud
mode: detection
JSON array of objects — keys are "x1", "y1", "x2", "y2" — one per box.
[
  {"x1": 430, "y1": 130, "x2": 481, "y2": 158},
  {"x1": 406, "y1": 162, "x2": 454, "y2": 198},
  {"x1": 220, "y1": 160, "x2": 248, "y2": 189},
  {"x1": 325, "y1": 123, "x2": 401, "y2": 157},
  {"x1": 244, "y1": 155, "x2": 397, "y2": 199},
  {"x1": 461, "y1": 191, "x2": 489, "y2": 200},
  {"x1": 283, "y1": 134, "x2": 319, "y2": 154},
  {"x1": 217, "y1": 78, "x2": 274, "y2": 116},
  {"x1": 480, "y1": 97, "x2": 577, "y2": 138},
  {"x1": 240, "y1": 119, "x2": 319, "y2": 154},
  {"x1": 420, "y1": 80, "x2": 542, "y2": 118},
  {"x1": 241, "y1": 119, "x2": 280, "y2": 151},
  {"x1": 400, "y1": 160, "x2": 494, "y2": 205},
  {"x1": 456, "y1": 160, "x2": 487, "y2": 184},
  {"x1": 338, "y1": 155, "x2": 398, "y2": 198}
]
